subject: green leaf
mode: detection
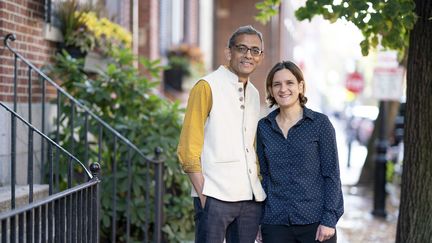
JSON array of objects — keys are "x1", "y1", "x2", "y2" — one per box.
[
  {"x1": 401, "y1": 14, "x2": 416, "y2": 30},
  {"x1": 360, "y1": 39, "x2": 370, "y2": 56},
  {"x1": 255, "y1": 2, "x2": 266, "y2": 9},
  {"x1": 382, "y1": 1, "x2": 400, "y2": 18},
  {"x1": 102, "y1": 214, "x2": 111, "y2": 228},
  {"x1": 369, "y1": 13, "x2": 384, "y2": 25},
  {"x1": 371, "y1": 35, "x2": 379, "y2": 47},
  {"x1": 351, "y1": 0, "x2": 369, "y2": 11},
  {"x1": 295, "y1": 7, "x2": 313, "y2": 21},
  {"x1": 254, "y1": 0, "x2": 281, "y2": 24}
]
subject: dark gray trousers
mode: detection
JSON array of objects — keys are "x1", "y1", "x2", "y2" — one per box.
[
  {"x1": 261, "y1": 223, "x2": 337, "y2": 243},
  {"x1": 194, "y1": 197, "x2": 262, "y2": 243}
]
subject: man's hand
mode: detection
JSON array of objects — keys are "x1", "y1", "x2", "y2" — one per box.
[
  {"x1": 315, "y1": 225, "x2": 335, "y2": 242},
  {"x1": 187, "y1": 172, "x2": 207, "y2": 208}
]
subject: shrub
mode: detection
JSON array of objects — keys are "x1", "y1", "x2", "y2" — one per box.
[{"x1": 47, "y1": 47, "x2": 194, "y2": 242}]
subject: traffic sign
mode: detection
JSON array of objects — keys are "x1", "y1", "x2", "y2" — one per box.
[
  {"x1": 372, "y1": 67, "x2": 404, "y2": 101},
  {"x1": 346, "y1": 71, "x2": 364, "y2": 94}
]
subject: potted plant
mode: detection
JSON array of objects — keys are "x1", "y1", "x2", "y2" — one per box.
[
  {"x1": 55, "y1": 0, "x2": 132, "y2": 73},
  {"x1": 55, "y1": 0, "x2": 95, "y2": 58},
  {"x1": 78, "y1": 12, "x2": 132, "y2": 73},
  {"x1": 164, "y1": 44, "x2": 204, "y2": 91}
]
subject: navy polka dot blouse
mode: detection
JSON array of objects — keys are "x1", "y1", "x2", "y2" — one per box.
[{"x1": 257, "y1": 107, "x2": 344, "y2": 228}]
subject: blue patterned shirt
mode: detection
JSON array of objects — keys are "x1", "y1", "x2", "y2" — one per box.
[{"x1": 257, "y1": 107, "x2": 344, "y2": 228}]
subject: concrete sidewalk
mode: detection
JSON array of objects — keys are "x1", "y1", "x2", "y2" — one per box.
[
  {"x1": 333, "y1": 117, "x2": 399, "y2": 243},
  {"x1": 337, "y1": 186, "x2": 399, "y2": 243}
]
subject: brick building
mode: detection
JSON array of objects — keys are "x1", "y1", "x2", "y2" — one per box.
[
  {"x1": 1, "y1": 0, "x2": 59, "y2": 187},
  {"x1": 0, "y1": 0, "x2": 289, "y2": 185},
  {"x1": 0, "y1": 0, "x2": 208, "y2": 186}
]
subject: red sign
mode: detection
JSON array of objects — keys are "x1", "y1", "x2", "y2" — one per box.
[{"x1": 346, "y1": 71, "x2": 364, "y2": 94}]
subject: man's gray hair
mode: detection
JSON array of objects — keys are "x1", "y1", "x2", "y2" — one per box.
[{"x1": 227, "y1": 25, "x2": 264, "y2": 49}]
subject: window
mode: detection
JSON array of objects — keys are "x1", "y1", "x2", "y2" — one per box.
[{"x1": 159, "y1": 0, "x2": 185, "y2": 55}]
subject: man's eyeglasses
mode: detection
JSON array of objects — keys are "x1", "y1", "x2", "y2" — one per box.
[{"x1": 233, "y1": 44, "x2": 263, "y2": 57}]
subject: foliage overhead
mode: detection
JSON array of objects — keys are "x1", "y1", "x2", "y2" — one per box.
[
  {"x1": 255, "y1": 0, "x2": 417, "y2": 56},
  {"x1": 255, "y1": 0, "x2": 282, "y2": 24}
]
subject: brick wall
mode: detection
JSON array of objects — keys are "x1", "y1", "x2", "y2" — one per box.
[{"x1": 0, "y1": 0, "x2": 57, "y2": 103}]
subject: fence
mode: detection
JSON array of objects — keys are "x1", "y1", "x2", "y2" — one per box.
[
  {"x1": 0, "y1": 101, "x2": 101, "y2": 242},
  {"x1": 1, "y1": 33, "x2": 165, "y2": 242}
]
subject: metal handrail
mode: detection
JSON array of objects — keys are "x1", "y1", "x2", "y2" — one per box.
[
  {"x1": 0, "y1": 179, "x2": 98, "y2": 220},
  {"x1": 3, "y1": 33, "x2": 161, "y2": 165},
  {"x1": 2, "y1": 33, "x2": 165, "y2": 242},
  {"x1": 0, "y1": 161, "x2": 101, "y2": 243}
]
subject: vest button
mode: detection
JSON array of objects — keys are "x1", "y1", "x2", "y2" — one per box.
[
  {"x1": 246, "y1": 148, "x2": 249, "y2": 152},
  {"x1": 239, "y1": 97, "x2": 244, "y2": 102},
  {"x1": 249, "y1": 169, "x2": 252, "y2": 174},
  {"x1": 240, "y1": 105, "x2": 245, "y2": 109},
  {"x1": 238, "y1": 87, "x2": 243, "y2": 92}
]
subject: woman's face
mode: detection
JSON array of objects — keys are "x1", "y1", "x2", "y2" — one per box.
[{"x1": 271, "y1": 68, "x2": 303, "y2": 108}]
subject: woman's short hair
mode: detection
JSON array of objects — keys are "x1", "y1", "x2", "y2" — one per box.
[{"x1": 265, "y1": 61, "x2": 308, "y2": 108}]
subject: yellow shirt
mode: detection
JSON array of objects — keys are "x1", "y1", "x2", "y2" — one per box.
[{"x1": 177, "y1": 80, "x2": 212, "y2": 173}]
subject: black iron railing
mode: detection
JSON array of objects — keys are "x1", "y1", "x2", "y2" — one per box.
[
  {"x1": 0, "y1": 101, "x2": 101, "y2": 242},
  {"x1": 0, "y1": 177, "x2": 100, "y2": 243},
  {"x1": 2, "y1": 33, "x2": 165, "y2": 242}
]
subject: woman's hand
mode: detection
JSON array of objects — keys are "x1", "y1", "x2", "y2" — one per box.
[{"x1": 315, "y1": 224, "x2": 335, "y2": 242}]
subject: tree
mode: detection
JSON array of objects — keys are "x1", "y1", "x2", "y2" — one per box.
[
  {"x1": 396, "y1": 1, "x2": 432, "y2": 242},
  {"x1": 256, "y1": 0, "x2": 432, "y2": 241},
  {"x1": 255, "y1": 0, "x2": 416, "y2": 55}
]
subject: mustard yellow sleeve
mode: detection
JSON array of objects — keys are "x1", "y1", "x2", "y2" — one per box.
[{"x1": 177, "y1": 80, "x2": 212, "y2": 173}]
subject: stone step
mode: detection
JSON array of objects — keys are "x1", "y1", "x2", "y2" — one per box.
[{"x1": 0, "y1": 184, "x2": 49, "y2": 214}]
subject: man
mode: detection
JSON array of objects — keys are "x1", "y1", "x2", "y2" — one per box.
[{"x1": 177, "y1": 25, "x2": 266, "y2": 243}]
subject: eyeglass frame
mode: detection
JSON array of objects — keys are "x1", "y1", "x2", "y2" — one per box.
[{"x1": 231, "y1": 44, "x2": 263, "y2": 57}]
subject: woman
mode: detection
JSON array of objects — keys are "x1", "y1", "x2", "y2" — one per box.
[{"x1": 257, "y1": 61, "x2": 344, "y2": 242}]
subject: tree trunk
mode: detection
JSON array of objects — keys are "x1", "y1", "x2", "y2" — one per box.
[
  {"x1": 396, "y1": 1, "x2": 432, "y2": 242},
  {"x1": 357, "y1": 101, "x2": 400, "y2": 186}
]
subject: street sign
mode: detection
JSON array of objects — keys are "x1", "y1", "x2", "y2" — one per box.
[
  {"x1": 372, "y1": 67, "x2": 404, "y2": 101},
  {"x1": 345, "y1": 71, "x2": 364, "y2": 94}
]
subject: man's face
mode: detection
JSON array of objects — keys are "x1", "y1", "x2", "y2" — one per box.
[{"x1": 226, "y1": 34, "x2": 263, "y2": 81}]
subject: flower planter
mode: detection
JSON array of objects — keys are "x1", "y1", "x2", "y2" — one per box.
[
  {"x1": 58, "y1": 43, "x2": 87, "y2": 59},
  {"x1": 164, "y1": 68, "x2": 185, "y2": 91}
]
